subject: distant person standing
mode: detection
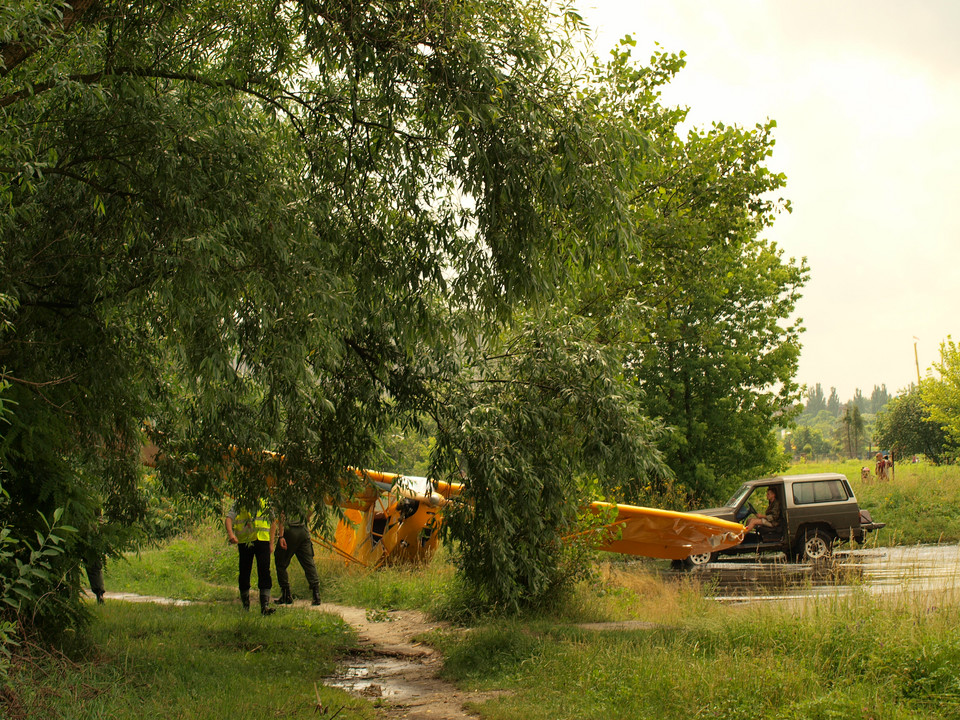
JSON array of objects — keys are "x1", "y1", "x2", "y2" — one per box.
[
  {"x1": 274, "y1": 500, "x2": 322, "y2": 606},
  {"x1": 875, "y1": 452, "x2": 888, "y2": 481},
  {"x1": 225, "y1": 498, "x2": 277, "y2": 615}
]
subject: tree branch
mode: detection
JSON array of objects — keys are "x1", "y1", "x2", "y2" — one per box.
[
  {"x1": 0, "y1": 371, "x2": 78, "y2": 389},
  {"x1": 0, "y1": 0, "x2": 101, "y2": 77}
]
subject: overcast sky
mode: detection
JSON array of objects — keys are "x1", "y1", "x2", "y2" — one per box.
[{"x1": 577, "y1": 1, "x2": 960, "y2": 400}]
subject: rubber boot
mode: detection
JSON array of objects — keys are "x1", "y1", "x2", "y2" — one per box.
[
  {"x1": 259, "y1": 590, "x2": 276, "y2": 616},
  {"x1": 240, "y1": 590, "x2": 250, "y2": 611},
  {"x1": 311, "y1": 584, "x2": 321, "y2": 606},
  {"x1": 95, "y1": 592, "x2": 105, "y2": 605},
  {"x1": 275, "y1": 585, "x2": 293, "y2": 605}
]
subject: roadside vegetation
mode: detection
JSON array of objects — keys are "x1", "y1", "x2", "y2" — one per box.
[
  {"x1": 6, "y1": 459, "x2": 960, "y2": 718},
  {"x1": 442, "y1": 587, "x2": 960, "y2": 720},
  {"x1": 4, "y1": 1, "x2": 960, "y2": 717},
  {"x1": 7, "y1": 540, "x2": 960, "y2": 719},
  {"x1": 4, "y1": 602, "x2": 372, "y2": 720}
]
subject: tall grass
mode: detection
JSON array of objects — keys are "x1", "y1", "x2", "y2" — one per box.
[
  {"x1": 35, "y1": 465, "x2": 960, "y2": 720},
  {"x1": 12, "y1": 516, "x2": 960, "y2": 720},
  {"x1": 106, "y1": 521, "x2": 237, "y2": 600},
  {"x1": 4, "y1": 602, "x2": 372, "y2": 719},
  {"x1": 434, "y1": 575, "x2": 960, "y2": 720}
]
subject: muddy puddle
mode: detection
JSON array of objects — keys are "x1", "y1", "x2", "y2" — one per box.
[
  {"x1": 325, "y1": 656, "x2": 425, "y2": 701},
  {"x1": 679, "y1": 544, "x2": 960, "y2": 602}
]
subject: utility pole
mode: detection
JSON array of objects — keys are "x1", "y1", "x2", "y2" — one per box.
[{"x1": 913, "y1": 336, "x2": 922, "y2": 387}]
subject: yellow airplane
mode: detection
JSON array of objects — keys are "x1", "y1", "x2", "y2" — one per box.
[{"x1": 322, "y1": 470, "x2": 745, "y2": 568}]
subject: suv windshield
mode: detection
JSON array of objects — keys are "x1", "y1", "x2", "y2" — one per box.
[{"x1": 726, "y1": 484, "x2": 753, "y2": 508}]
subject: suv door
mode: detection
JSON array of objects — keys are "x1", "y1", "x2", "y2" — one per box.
[{"x1": 788, "y1": 476, "x2": 860, "y2": 545}]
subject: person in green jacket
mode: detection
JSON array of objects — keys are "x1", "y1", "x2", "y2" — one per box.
[{"x1": 225, "y1": 498, "x2": 277, "y2": 615}]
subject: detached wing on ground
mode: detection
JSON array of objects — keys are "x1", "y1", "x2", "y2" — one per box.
[{"x1": 589, "y1": 502, "x2": 745, "y2": 560}]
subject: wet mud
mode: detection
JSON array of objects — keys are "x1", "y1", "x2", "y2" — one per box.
[
  {"x1": 316, "y1": 602, "x2": 505, "y2": 719},
  {"x1": 678, "y1": 545, "x2": 960, "y2": 602}
]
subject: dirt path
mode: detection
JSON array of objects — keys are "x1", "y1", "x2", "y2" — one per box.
[
  {"x1": 97, "y1": 592, "x2": 501, "y2": 719},
  {"x1": 311, "y1": 602, "x2": 505, "y2": 720}
]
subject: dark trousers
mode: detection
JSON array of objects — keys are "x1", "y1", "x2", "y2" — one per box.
[
  {"x1": 238, "y1": 539, "x2": 272, "y2": 591},
  {"x1": 85, "y1": 558, "x2": 105, "y2": 596},
  {"x1": 275, "y1": 525, "x2": 320, "y2": 588}
]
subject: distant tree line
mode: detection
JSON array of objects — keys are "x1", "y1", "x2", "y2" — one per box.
[
  {"x1": 787, "y1": 356, "x2": 960, "y2": 465},
  {"x1": 785, "y1": 383, "x2": 889, "y2": 461}
]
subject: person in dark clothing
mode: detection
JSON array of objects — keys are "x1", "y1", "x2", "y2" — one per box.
[
  {"x1": 85, "y1": 557, "x2": 105, "y2": 604},
  {"x1": 274, "y1": 503, "x2": 322, "y2": 606},
  {"x1": 82, "y1": 505, "x2": 107, "y2": 604}
]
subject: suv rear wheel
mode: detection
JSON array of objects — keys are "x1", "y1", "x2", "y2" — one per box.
[{"x1": 797, "y1": 529, "x2": 833, "y2": 561}]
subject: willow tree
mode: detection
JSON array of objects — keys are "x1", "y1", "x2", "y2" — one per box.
[{"x1": 1, "y1": 0, "x2": 658, "y2": 625}]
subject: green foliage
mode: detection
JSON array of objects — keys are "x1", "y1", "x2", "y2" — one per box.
[
  {"x1": 375, "y1": 420, "x2": 437, "y2": 477},
  {"x1": 0, "y1": 1, "x2": 812, "y2": 621},
  {"x1": 805, "y1": 383, "x2": 827, "y2": 415},
  {"x1": 787, "y1": 383, "x2": 893, "y2": 462},
  {"x1": 874, "y1": 389, "x2": 950, "y2": 464},
  {"x1": 3, "y1": 602, "x2": 368, "y2": 719},
  {"x1": 1, "y1": 0, "x2": 652, "y2": 624},
  {"x1": 0, "y1": 486, "x2": 76, "y2": 684},
  {"x1": 839, "y1": 402, "x2": 865, "y2": 458},
  {"x1": 0, "y1": 502, "x2": 75, "y2": 614},
  {"x1": 558, "y1": 44, "x2": 808, "y2": 503},
  {"x1": 785, "y1": 424, "x2": 835, "y2": 460},
  {"x1": 439, "y1": 310, "x2": 669, "y2": 613},
  {"x1": 921, "y1": 337, "x2": 960, "y2": 452}
]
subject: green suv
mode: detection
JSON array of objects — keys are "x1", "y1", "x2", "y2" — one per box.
[{"x1": 686, "y1": 473, "x2": 885, "y2": 567}]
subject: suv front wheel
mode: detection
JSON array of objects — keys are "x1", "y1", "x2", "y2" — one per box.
[
  {"x1": 797, "y1": 529, "x2": 833, "y2": 561},
  {"x1": 683, "y1": 551, "x2": 715, "y2": 568}
]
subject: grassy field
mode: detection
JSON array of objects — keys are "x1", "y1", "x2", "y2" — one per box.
[
  {"x1": 434, "y1": 580, "x2": 960, "y2": 720},
  {"x1": 7, "y1": 460, "x2": 960, "y2": 719},
  {"x1": 10, "y1": 555, "x2": 960, "y2": 720},
  {"x1": 104, "y1": 520, "x2": 458, "y2": 612},
  {"x1": 786, "y1": 458, "x2": 960, "y2": 546},
  {"x1": 5, "y1": 601, "x2": 374, "y2": 719}
]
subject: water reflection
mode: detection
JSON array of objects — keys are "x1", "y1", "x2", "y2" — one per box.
[
  {"x1": 673, "y1": 545, "x2": 960, "y2": 602},
  {"x1": 325, "y1": 656, "x2": 425, "y2": 700}
]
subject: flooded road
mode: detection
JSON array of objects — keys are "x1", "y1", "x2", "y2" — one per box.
[{"x1": 681, "y1": 544, "x2": 960, "y2": 602}]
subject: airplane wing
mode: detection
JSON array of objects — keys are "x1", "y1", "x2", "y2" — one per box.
[{"x1": 588, "y1": 502, "x2": 745, "y2": 561}]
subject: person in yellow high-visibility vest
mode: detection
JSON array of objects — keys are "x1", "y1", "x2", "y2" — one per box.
[{"x1": 225, "y1": 498, "x2": 277, "y2": 615}]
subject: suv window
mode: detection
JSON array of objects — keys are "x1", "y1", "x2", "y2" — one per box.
[{"x1": 792, "y1": 479, "x2": 848, "y2": 505}]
